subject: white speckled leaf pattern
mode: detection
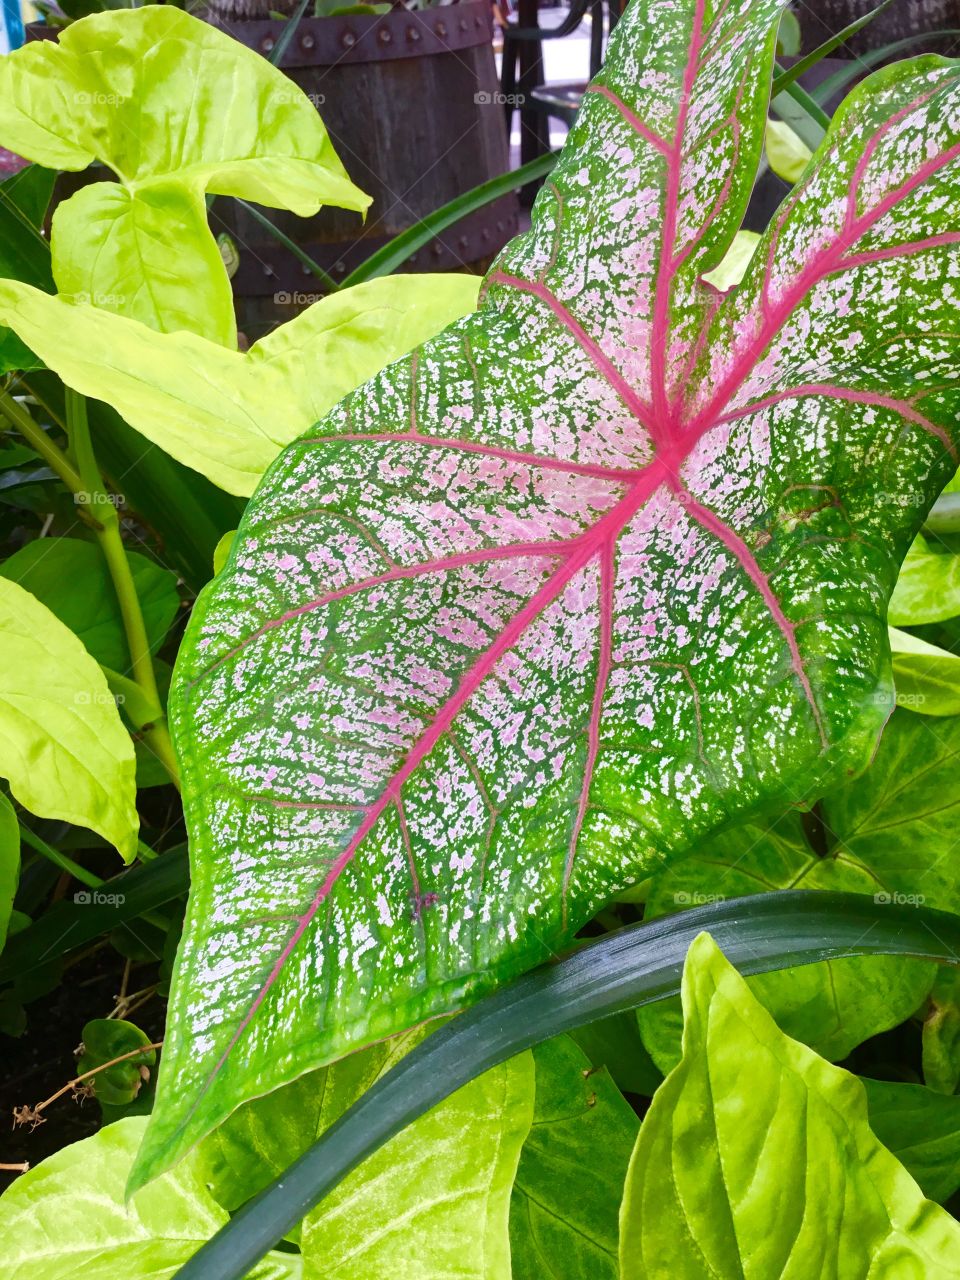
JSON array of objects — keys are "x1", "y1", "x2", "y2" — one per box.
[{"x1": 135, "y1": 0, "x2": 960, "y2": 1185}]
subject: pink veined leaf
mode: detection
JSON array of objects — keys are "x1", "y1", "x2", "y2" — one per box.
[{"x1": 133, "y1": 0, "x2": 960, "y2": 1186}]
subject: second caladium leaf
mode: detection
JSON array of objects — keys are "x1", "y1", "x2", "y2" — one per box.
[{"x1": 136, "y1": 0, "x2": 960, "y2": 1184}]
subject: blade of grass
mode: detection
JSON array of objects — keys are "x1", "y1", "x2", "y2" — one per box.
[
  {"x1": 340, "y1": 152, "x2": 559, "y2": 288},
  {"x1": 772, "y1": 0, "x2": 896, "y2": 98},
  {"x1": 812, "y1": 31, "x2": 960, "y2": 103},
  {"x1": 172, "y1": 890, "x2": 960, "y2": 1280}
]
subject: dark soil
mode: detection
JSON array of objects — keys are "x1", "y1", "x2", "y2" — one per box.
[{"x1": 0, "y1": 946, "x2": 165, "y2": 1191}]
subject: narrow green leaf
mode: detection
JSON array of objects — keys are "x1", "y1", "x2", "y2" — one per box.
[
  {"x1": 340, "y1": 153, "x2": 559, "y2": 289},
  {"x1": 0, "y1": 164, "x2": 55, "y2": 373},
  {"x1": 0, "y1": 538, "x2": 179, "y2": 670},
  {"x1": 620, "y1": 933, "x2": 960, "y2": 1278},
  {"x1": 510, "y1": 1036, "x2": 638, "y2": 1280},
  {"x1": 0, "y1": 578, "x2": 137, "y2": 859},
  {"x1": 0, "y1": 791, "x2": 20, "y2": 951},
  {"x1": 0, "y1": 275, "x2": 480, "y2": 495},
  {"x1": 169, "y1": 892, "x2": 960, "y2": 1279},
  {"x1": 637, "y1": 811, "x2": 936, "y2": 1071},
  {"x1": 770, "y1": 0, "x2": 896, "y2": 98},
  {"x1": 0, "y1": 7, "x2": 369, "y2": 345},
  {"x1": 864, "y1": 1078, "x2": 960, "y2": 1203}
]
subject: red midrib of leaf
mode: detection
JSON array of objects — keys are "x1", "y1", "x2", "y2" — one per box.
[{"x1": 188, "y1": 34, "x2": 960, "y2": 1105}]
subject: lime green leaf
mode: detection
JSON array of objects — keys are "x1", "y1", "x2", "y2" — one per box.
[
  {"x1": 822, "y1": 708, "x2": 960, "y2": 912},
  {"x1": 0, "y1": 578, "x2": 137, "y2": 859},
  {"x1": 765, "y1": 117, "x2": 813, "y2": 182},
  {"x1": 889, "y1": 626, "x2": 960, "y2": 714},
  {"x1": 890, "y1": 534, "x2": 960, "y2": 625},
  {"x1": 0, "y1": 7, "x2": 369, "y2": 345},
  {"x1": 620, "y1": 933, "x2": 960, "y2": 1278},
  {"x1": 0, "y1": 792, "x2": 20, "y2": 951},
  {"x1": 699, "y1": 229, "x2": 761, "y2": 291},
  {"x1": 923, "y1": 967, "x2": 960, "y2": 1095},
  {"x1": 300, "y1": 1049, "x2": 533, "y2": 1280},
  {"x1": 0, "y1": 275, "x2": 481, "y2": 495},
  {"x1": 0, "y1": 538, "x2": 179, "y2": 670},
  {"x1": 864, "y1": 1079, "x2": 960, "y2": 1204},
  {"x1": 212, "y1": 531, "x2": 236, "y2": 578},
  {"x1": 637, "y1": 813, "x2": 935, "y2": 1072},
  {"x1": 510, "y1": 1037, "x2": 638, "y2": 1280},
  {"x1": 0, "y1": 1116, "x2": 299, "y2": 1279}
]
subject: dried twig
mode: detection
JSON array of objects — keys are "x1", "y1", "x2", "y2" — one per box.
[{"x1": 12, "y1": 1040, "x2": 163, "y2": 1128}]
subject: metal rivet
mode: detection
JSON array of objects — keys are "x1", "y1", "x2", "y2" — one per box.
[
  {"x1": 260, "y1": 35, "x2": 275, "y2": 51},
  {"x1": 459, "y1": 17, "x2": 468, "y2": 29},
  {"x1": 335, "y1": 262, "x2": 347, "y2": 274},
  {"x1": 496, "y1": 220, "x2": 504, "y2": 232},
  {"x1": 481, "y1": 228, "x2": 490, "y2": 241},
  {"x1": 301, "y1": 32, "x2": 315, "y2": 49},
  {"x1": 342, "y1": 30, "x2": 356, "y2": 46},
  {"x1": 436, "y1": 20, "x2": 447, "y2": 35},
  {"x1": 409, "y1": 253, "x2": 418, "y2": 264},
  {"x1": 407, "y1": 25, "x2": 420, "y2": 40},
  {"x1": 431, "y1": 243, "x2": 443, "y2": 257},
  {"x1": 378, "y1": 26, "x2": 392, "y2": 42},
  {"x1": 458, "y1": 234, "x2": 469, "y2": 250}
]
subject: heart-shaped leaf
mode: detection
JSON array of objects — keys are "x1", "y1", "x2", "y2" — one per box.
[
  {"x1": 0, "y1": 7, "x2": 369, "y2": 346},
  {"x1": 135, "y1": 0, "x2": 960, "y2": 1185}
]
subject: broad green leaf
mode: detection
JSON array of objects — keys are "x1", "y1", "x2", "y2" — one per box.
[
  {"x1": 765, "y1": 117, "x2": 813, "y2": 183},
  {"x1": 0, "y1": 164, "x2": 54, "y2": 372},
  {"x1": 300, "y1": 1052, "x2": 533, "y2": 1280},
  {"x1": 0, "y1": 538, "x2": 179, "y2": 670},
  {"x1": 0, "y1": 578, "x2": 137, "y2": 858},
  {"x1": 0, "y1": 791, "x2": 20, "y2": 950},
  {"x1": 620, "y1": 934, "x2": 960, "y2": 1278},
  {"x1": 0, "y1": 1116, "x2": 300, "y2": 1279},
  {"x1": 0, "y1": 7, "x2": 369, "y2": 346},
  {"x1": 923, "y1": 967, "x2": 960, "y2": 1095},
  {"x1": 136, "y1": 0, "x2": 960, "y2": 1185},
  {"x1": 890, "y1": 534, "x2": 960, "y2": 624},
  {"x1": 197, "y1": 1028, "x2": 433, "y2": 1214},
  {"x1": 510, "y1": 1036, "x2": 639, "y2": 1280},
  {"x1": 863, "y1": 1079, "x2": 960, "y2": 1203},
  {"x1": 889, "y1": 626, "x2": 960, "y2": 714},
  {"x1": 822, "y1": 708, "x2": 960, "y2": 911},
  {"x1": 636, "y1": 812, "x2": 936, "y2": 1072},
  {"x1": 0, "y1": 275, "x2": 481, "y2": 495}
]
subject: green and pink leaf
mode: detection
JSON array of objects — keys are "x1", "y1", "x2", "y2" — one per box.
[{"x1": 132, "y1": 0, "x2": 960, "y2": 1187}]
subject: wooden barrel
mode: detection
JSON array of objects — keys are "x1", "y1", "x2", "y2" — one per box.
[{"x1": 216, "y1": 0, "x2": 518, "y2": 337}]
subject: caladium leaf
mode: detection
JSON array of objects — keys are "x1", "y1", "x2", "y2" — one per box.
[{"x1": 135, "y1": 0, "x2": 960, "y2": 1186}]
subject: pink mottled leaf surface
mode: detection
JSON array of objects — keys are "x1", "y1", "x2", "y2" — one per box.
[{"x1": 135, "y1": 0, "x2": 960, "y2": 1184}]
